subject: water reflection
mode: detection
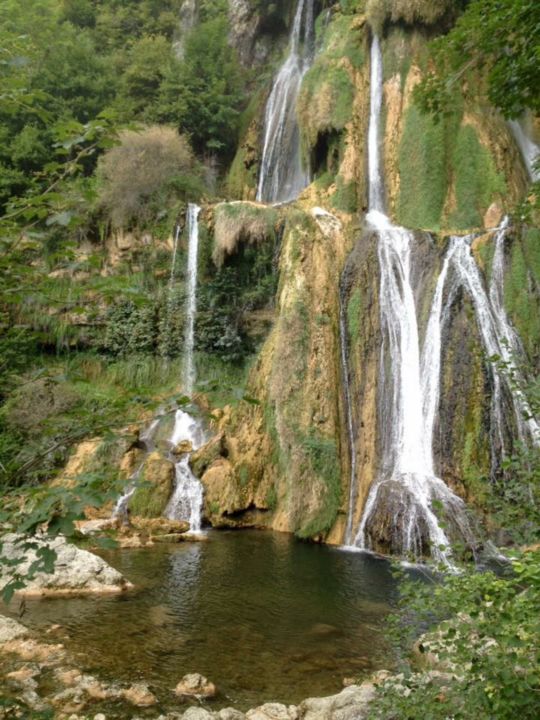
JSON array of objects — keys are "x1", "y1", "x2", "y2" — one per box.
[{"x1": 8, "y1": 531, "x2": 398, "y2": 710}]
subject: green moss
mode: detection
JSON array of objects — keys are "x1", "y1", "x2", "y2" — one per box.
[
  {"x1": 347, "y1": 287, "x2": 362, "y2": 347},
  {"x1": 209, "y1": 501, "x2": 220, "y2": 515},
  {"x1": 504, "y1": 228, "x2": 540, "y2": 364},
  {"x1": 130, "y1": 480, "x2": 170, "y2": 518},
  {"x1": 265, "y1": 485, "x2": 278, "y2": 511},
  {"x1": 397, "y1": 104, "x2": 447, "y2": 230},
  {"x1": 298, "y1": 13, "x2": 364, "y2": 152},
  {"x1": 238, "y1": 463, "x2": 249, "y2": 487},
  {"x1": 449, "y1": 125, "x2": 506, "y2": 230},
  {"x1": 296, "y1": 431, "x2": 341, "y2": 539},
  {"x1": 331, "y1": 176, "x2": 358, "y2": 213}
]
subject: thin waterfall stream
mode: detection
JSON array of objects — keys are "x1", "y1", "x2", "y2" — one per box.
[
  {"x1": 256, "y1": 0, "x2": 315, "y2": 203},
  {"x1": 165, "y1": 203, "x2": 206, "y2": 532}
]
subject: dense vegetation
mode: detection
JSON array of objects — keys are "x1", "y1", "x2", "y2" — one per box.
[{"x1": 0, "y1": 3, "x2": 538, "y2": 716}]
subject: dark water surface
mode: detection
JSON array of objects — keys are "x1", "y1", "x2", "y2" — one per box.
[{"x1": 16, "y1": 531, "x2": 397, "y2": 711}]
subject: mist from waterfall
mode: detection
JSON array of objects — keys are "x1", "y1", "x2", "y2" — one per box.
[{"x1": 256, "y1": 0, "x2": 315, "y2": 203}]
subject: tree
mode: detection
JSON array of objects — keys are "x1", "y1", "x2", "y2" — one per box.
[{"x1": 415, "y1": 0, "x2": 540, "y2": 119}]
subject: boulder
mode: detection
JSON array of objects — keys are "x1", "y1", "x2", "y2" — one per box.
[
  {"x1": 173, "y1": 440, "x2": 193, "y2": 455},
  {"x1": 247, "y1": 704, "x2": 298, "y2": 720},
  {"x1": 298, "y1": 683, "x2": 376, "y2": 720},
  {"x1": 218, "y1": 709, "x2": 246, "y2": 720},
  {"x1": 0, "y1": 534, "x2": 133, "y2": 597},
  {"x1": 122, "y1": 682, "x2": 157, "y2": 706},
  {"x1": 174, "y1": 673, "x2": 217, "y2": 699},
  {"x1": 181, "y1": 709, "x2": 215, "y2": 720}
]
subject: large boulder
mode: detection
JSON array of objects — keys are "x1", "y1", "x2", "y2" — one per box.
[
  {"x1": 247, "y1": 704, "x2": 298, "y2": 720},
  {"x1": 298, "y1": 683, "x2": 376, "y2": 720},
  {"x1": 0, "y1": 615, "x2": 29, "y2": 644},
  {"x1": 0, "y1": 534, "x2": 133, "y2": 597}
]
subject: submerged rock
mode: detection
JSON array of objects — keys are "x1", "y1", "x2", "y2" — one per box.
[
  {"x1": 0, "y1": 534, "x2": 133, "y2": 597},
  {"x1": 174, "y1": 673, "x2": 217, "y2": 699}
]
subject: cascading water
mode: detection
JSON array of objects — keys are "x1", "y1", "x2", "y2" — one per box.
[
  {"x1": 451, "y1": 222, "x2": 540, "y2": 450},
  {"x1": 164, "y1": 203, "x2": 206, "y2": 533},
  {"x1": 256, "y1": 0, "x2": 315, "y2": 204},
  {"x1": 348, "y1": 37, "x2": 471, "y2": 563}
]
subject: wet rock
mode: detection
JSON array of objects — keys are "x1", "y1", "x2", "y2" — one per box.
[
  {"x1": 174, "y1": 673, "x2": 217, "y2": 699},
  {"x1": 122, "y1": 681, "x2": 157, "y2": 706},
  {"x1": 174, "y1": 440, "x2": 193, "y2": 455},
  {"x1": 0, "y1": 614, "x2": 29, "y2": 643},
  {"x1": 246, "y1": 705, "x2": 298, "y2": 720},
  {"x1": 0, "y1": 534, "x2": 133, "y2": 597},
  {"x1": 129, "y1": 452, "x2": 175, "y2": 518},
  {"x1": 191, "y1": 433, "x2": 227, "y2": 477},
  {"x1": 2, "y1": 637, "x2": 66, "y2": 665},
  {"x1": 132, "y1": 518, "x2": 190, "y2": 536},
  {"x1": 299, "y1": 683, "x2": 376, "y2": 720}
]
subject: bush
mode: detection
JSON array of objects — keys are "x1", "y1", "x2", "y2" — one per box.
[{"x1": 97, "y1": 125, "x2": 200, "y2": 229}]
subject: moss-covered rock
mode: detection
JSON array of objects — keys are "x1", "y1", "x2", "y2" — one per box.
[{"x1": 129, "y1": 451, "x2": 175, "y2": 518}]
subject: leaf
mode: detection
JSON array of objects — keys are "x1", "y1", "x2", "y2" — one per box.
[{"x1": 46, "y1": 211, "x2": 72, "y2": 227}]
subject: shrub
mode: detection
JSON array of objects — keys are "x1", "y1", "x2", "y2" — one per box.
[
  {"x1": 97, "y1": 125, "x2": 199, "y2": 229},
  {"x1": 212, "y1": 202, "x2": 277, "y2": 267}
]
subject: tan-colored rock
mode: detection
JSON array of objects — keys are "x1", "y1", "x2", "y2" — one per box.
[
  {"x1": 122, "y1": 682, "x2": 157, "y2": 706},
  {"x1": 483, "y1": 202, "x2": 503, "y2": 229},
  {"x1": 173, "y1": 439, "x2": 193, "y2": 455},
  {"x1": 2, "y1": 638, "x2": 66, "y2": 664},
  {"x1": 299, "y1": 683, "x2": 376, "y2": 720},
  {"x1": 174, "y1": 672, "x2": 217, "y2": 699},
  {"x1": 0, "y1": 534, "x2": 133, "y2": 597},
  {"x1": 246, "y1": 704, "x2": 297, "y2": 720},
  {"x1": 0, "y1": 614, "x2": 29, "y2": 643},
  {"x1": 131, "y1": 517, "x2": 190, "y2": 535}
]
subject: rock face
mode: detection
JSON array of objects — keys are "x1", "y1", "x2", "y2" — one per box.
[
  {"x1": 175, "y1": 673, "x2": 217, "y2": 699},
  {"x1": 0, "y1": 534, "x2": 132, "y2": 597},
  {"x1": 129, "y1": 451, "x2": 175, "y2": 518}
]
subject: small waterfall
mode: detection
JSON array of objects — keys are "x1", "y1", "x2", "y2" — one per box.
[
  {"x1": 508, "y1": 117, "x2": 540, "y2": 181},
  {"x1": 164, "y1": 203, "x2": 206, "y2": 532},
  {"x1": 348, "y1": 37, "x2": 471, "y2": 563},
  {"x1": 169, "y1": 223, "x2": 181, "y2": 290},
  {"x1": 182, "y1": 203, "x2": 201, "y2": 396},
  {"x1": 256, "y1": 0, "x2": 315, "y2": 204},
  {"x1": 451, "y1": 223, "x2": 540, "y2": 450}
]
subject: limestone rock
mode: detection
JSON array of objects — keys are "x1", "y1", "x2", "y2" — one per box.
[
  {"x1": 122, "y1": 682, "x2": 157, "y2": 706},
  {"x1": 218, "y1": 709, "x2": 246, "y2": 720},
  {"x1": 191, "y1": 433, "x2": 227, "y2": 477},
  {"x1": 247, "y1": 704, "x2": 298, "y2": 720},
  {"x1": 181, "y1": 709, "x2": 215, "y2": 720},
  {"x1": 174, "y1": 439, "x2": 193, "y2": 455},
  {"x1": 299, "y1": 683, "x2": 376, "y2": 720},
  {"x1": 0, "y1": 534, "x2": 132, "y2": 597},
  {"x1": 174, "y1": 673, "x2": 217, "y2": 699},
  {"x1": 0, "y1": 615, "x2": 29, "y2": 643}
]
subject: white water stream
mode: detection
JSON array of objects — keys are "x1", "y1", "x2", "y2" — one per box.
[
  {"x1": 165, "y1": 203, "x2": 206, "y2": 532},
  {"x1": 349, "y1": 37, "x2": 470, "y2": 563},
  {"x1": 256, "y1": 0, "x2": 315, "y2": 203}
]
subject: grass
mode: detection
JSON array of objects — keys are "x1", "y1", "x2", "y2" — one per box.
[{"x1": 347, "y1": 287, "x2": 362, "y2": 348}]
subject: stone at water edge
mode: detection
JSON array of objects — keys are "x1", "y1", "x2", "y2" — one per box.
[
  {"x1": 0, "y1": 615, "x2": 29, "y2": 644},
  {"x1": 245, "y1": 703, "x2": 298, "y2": 720},
  {"x1": 0, "y1": 534, "x2": 133, "y2": 597},
  {"x1": 122, "y1": 682, "x2": 158, "y2": 706},
  {"x1": 174, "y1": 673, "x2": 217, "y2": 699},
  {"x1": 298, "y1": 682, "x2": 376, "y2": 720},
  {"x1": 173, "y1": 439, "x2": 194, "y2": 455}
]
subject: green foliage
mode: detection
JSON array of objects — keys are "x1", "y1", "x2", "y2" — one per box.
[
  {"x1": 369, "y1": 549, "x2": 540, "y2": 720},
  {"x1": 449, "y1": 124, "x2": 506, "y2": 230},
  {"x1": 331, "y1": 176, "x2": 358, "y2": 213},
  {"x1": 415, "y1": 0, "x2": 540, "y2": 120},
  {"x1": 155, "y1": 16, "x2": 244, "y2": 158}
]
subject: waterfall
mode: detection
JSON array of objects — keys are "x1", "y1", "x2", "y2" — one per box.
[
  {"x1": 169, "y1": 223, "x2": 181, "y2": 290},
  {"x1": 508, "y1": 117, "x2": 540, "y2": 181},
  {"x1": 451, "y1": 223, "x2": 540, "y2": 450},
  {"x1": 256, "y1": 0, "x2": 315, "y2": 204},
  {"x1": 182, "y1": 203, "x2": 201, "y2": 396},
  {"x1": 165, "y1": 202, "x2": 206, "y2": 532},
  {"x1": 348, "y1": 37, "x2": 471, "y2": 563}
]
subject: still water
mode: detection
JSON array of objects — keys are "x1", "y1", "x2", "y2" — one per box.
[{"x1": 16, "y1": 531, "x2": 397, "y2": 711}]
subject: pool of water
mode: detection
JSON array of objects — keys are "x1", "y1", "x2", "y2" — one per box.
[{"x1": 12, "y1": 531, "x2": 398, "y2": 711}]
